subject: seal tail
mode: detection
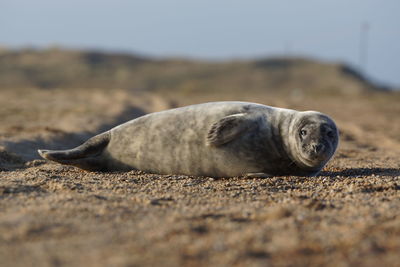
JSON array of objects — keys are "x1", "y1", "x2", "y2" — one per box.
[{"x1": 38, "y1": 132, "x2": 111, "y2": 171}]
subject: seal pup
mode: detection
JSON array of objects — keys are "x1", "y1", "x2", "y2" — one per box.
[{"x1": 38, "y1": 101, "x2": 339, "y2": 177}]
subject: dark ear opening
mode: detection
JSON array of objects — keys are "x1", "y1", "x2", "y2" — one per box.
[{"x1": 206, "y1": 113, "x2": 258, "y2": 146}]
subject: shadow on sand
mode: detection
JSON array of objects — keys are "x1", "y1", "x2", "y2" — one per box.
[
  {"x1": 320, "y1": 168, "x2": 400, "y2": 178},
  {"x1": 0, "y1": 106, "x2": 147, "y2": 165}
]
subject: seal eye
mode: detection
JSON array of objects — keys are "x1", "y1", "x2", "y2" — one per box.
[
  {"x1": 300, "y1": 130, "x2": 307, "y2": 137},
  {"x1": 327, "y1": 130, "x2": 334, "y2": 139}
]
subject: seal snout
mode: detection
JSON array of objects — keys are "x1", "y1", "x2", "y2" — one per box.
[
  {"x1": 309, "y1": 142, "x2": 328, "y2": 156},
  {"x1": 313, "y1": 143, "x2": 324, "y2": 153}
]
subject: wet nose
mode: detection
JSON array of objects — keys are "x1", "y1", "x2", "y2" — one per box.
[{"x1": 314, "y1": 144, "x2": 324, "y2": 153}]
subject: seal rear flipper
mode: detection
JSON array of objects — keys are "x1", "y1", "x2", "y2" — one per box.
[{"x1": 38, "y1": 132, "x2": 110, "y2": 171}]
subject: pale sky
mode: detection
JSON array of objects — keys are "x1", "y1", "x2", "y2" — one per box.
[{"x1": 1, "y1": 0, "x2": 399, "y2": 87}]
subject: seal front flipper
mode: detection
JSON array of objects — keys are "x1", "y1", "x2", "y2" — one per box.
[
  {"x1": 38, "y1": 132, "x2": 110, "y2": 171},
  {"x1": 207, "y1": 113, "x2": 258, "y2": 146}
]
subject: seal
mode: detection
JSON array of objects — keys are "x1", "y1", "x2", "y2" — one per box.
[{"x1": 38, "y1": 101, "x2": 339, "y2": 177}]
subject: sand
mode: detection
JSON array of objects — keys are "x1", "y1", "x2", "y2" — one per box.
[{"x1": 0, "y1": 88, "x2": 399, "y2": 266}]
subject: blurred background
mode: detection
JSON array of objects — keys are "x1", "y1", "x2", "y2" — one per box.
[
  {"x1": 1, "y1": 0, "x2": 399, "y2": 90},
  {"x1": 0, "y1": 0, "x2": 399, "y2": 163}
]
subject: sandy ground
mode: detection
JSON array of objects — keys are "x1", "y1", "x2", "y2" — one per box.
[{"x1": 0, "y1": 88, "x2": 399, "y2": 266}]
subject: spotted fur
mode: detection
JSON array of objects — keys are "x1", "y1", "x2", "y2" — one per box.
[{"x1": 38, "y1": 102, "x2": 339, "y2": 177}]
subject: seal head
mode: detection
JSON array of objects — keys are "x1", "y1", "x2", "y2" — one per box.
[{"x1": 287, "y1": 111, "x2": 339, "y2": 172}]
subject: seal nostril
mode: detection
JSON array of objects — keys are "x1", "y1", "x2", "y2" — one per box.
[{"x1": 315, "y1": 144, "x2": 323, "y2": 152}]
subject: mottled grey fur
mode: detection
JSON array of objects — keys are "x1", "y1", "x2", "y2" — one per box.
[{"x1": 38, "y1": 101, "x2": 339, "y2": 177}]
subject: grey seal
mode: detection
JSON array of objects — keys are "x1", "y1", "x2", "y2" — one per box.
[{"x1": 38, "y1": 101, "x2": 339, "y2": 177}]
